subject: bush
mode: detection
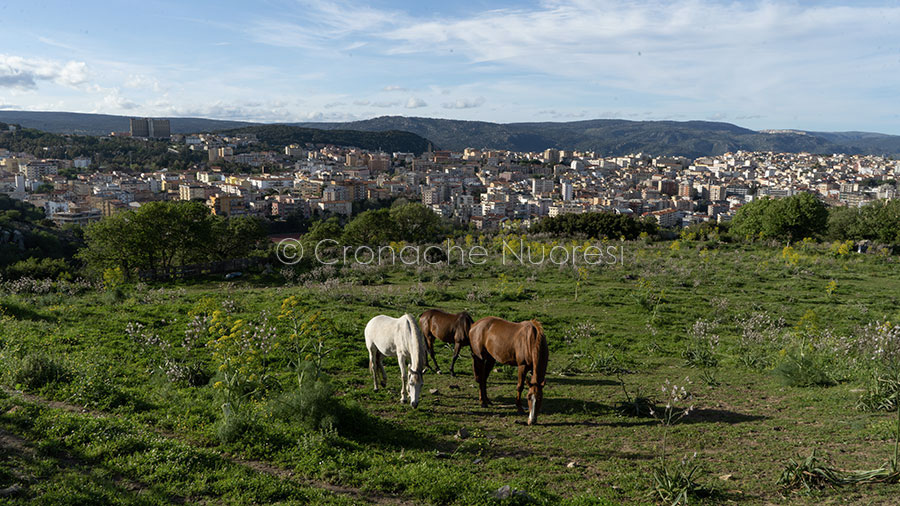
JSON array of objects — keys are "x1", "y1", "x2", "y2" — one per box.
[
  {"x1": 3, "y1": 257, "x2": 72, "y2": 280},
  {"x1": 857, "y1": 370, "x2": 900, "y2": 412},
  {"x1": 9, "y1": 354, "x2": 71, "y2": 390},
  {"x1": 774, "y1": 349, "x2": 836, "y2": 387},
  {"x1": 216, "y1": 407, "x2": 254, "y2": 443},
  {"x1": 271, "y1": 376, "x2": 340, "y2": 432}
]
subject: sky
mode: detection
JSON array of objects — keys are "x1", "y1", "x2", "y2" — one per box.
[{"x1": 1, "y1": 0, "x2": 899, "y2": 133}]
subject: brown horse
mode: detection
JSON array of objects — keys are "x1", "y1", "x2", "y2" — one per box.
[
  {"x1": 418, "y1": 309, "x2": 473, "y2": 376},
  {"x1": 468, "y1": 316, "x2": 548, "y2": 425}
]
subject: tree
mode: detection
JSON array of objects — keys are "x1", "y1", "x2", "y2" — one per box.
[
  {"x1": 341, "y1": 209, "x2": 395, "y2": 245},
  {"x1": 529, "y1": 211, "x2": 654, "y2": 240},
  {"x1": 732, "y1": 193, "x2": 827, "y2": 241},
  {"x1": 79, "y1": 201, "x2": 265, "y2": 278},
  {"x1": 389, "y1": 203, "x2": 444, "y2": 243}
]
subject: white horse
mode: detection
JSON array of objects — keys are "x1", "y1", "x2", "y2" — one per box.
[{"x1": 364, "y1": 314, "x2": 426, "y2": 408}]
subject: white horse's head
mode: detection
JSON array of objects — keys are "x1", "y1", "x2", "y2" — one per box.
[{"x1": 408, "y1": 367, "x2": 424, "y2": 408}]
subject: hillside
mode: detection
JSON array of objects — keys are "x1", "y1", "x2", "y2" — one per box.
[
  {"x1": 218, "y1": 124, "x2": 432, "y2": 154},
  {"x1": 4, "y1": 110, "x2": 900, "y2": 158},
  {"x1": 294, "y1": 116, "x2": 900, "y2": 157},
  {"x1": 0, "y1": 111, "x2": 255, "y2": 136}
]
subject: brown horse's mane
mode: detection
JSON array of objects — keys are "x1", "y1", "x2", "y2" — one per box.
[{"x1": 529, "y1": 319, "x2": 544, "y2": 336}]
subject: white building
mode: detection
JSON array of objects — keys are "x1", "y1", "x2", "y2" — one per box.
[{"x1": 561, "y1": 181, "x2": 574, "y2": 201}]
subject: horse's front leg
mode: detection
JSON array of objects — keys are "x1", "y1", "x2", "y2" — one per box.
[
  {"x1": 398, "y1": 355, "x2": 409, "y2": 404},
  {"x1": 516, "y1": 364, "x2": 527, "y2": 414},
  {"x1": 369, "y1": 348, "x2": 379, "y2": 391}
]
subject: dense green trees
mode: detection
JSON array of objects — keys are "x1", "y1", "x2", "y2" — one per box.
[
  {"x1": 529, "y1": 212, "x2": 657, "y2": 240},
  {"x1": 338, "y1": 203, "x2": 447, "y2": 245},
  {"x1": 0, "y1": 196, "x2": 80, "y2": 278},
  {"x1": 731, "y1": 193, "x2": 828, "y2": 241},
  {"x1": 221, "y1": 125, "x2": 431, "y2": 155},
  {"x1": 0, "y1": 125, "x2": 202, "y2": 170},
  {"x1": 828, "y1": 199, "x2": 900, "y2": 245},
  {"x1": 79, "y1": 201, "x2": 268, "y2": 278}
]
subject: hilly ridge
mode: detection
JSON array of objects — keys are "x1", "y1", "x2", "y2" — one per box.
[
  {"x1": 2, "y1": 110, "x2": 900, "y2": 158},
  {"x1": 294, "y1": 116, "x2": 900, "y2": 158}
]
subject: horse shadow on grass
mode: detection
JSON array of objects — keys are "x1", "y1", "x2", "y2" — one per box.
[
  {"x1": 680, "y1": 408, "x2": 768, "y2": 425},
  {"x1": 551, "y1": 377, "x2": 620, "y2": 387}
]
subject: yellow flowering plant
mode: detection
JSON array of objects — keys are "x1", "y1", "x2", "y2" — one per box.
[
  {"x1": 278, "y1": 296, "x2": 336, "y2": 387},
  {"x1": 207, "y1": 309, "x2": 276, "y2": 415}
]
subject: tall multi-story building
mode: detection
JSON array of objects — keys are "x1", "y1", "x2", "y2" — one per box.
[
  {"x1": 20, "y1": 161, "x2": 58, "y2": 179},
  {"x1": 130, "y1": 118, "x2": 171, "y2": 139},
  {"x1": 708, "y1": 184, "x2": 725, "y2": 201},
  {"x1": 543, "y1": 148, "x2": 560, "y2": 164},
  {"x1": 532, "y1": 178, "x2": 555, "y2": 197},
  {"x1": 561, "y1": 181, "x2": 574, "y2": 201}
]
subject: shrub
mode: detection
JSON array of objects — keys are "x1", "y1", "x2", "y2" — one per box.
[
  {"x1": 774, "y1": 349, "x2": 836, "y2": 387},
  {"x1": 216, "y1": 405, "x2": 254, "y2": 443},
  {"x1": 682, "y1": 319, "x2": 719, "y2": 369},
  {"x1": 271, "y1": 377, "x2": 340, "y2": 432},
  {"x1": 857, "y1": 369, "x2": 900, "y2": 412},
  {"x1": 9, "y1": 354, "x2": 71, "y2": 390}
]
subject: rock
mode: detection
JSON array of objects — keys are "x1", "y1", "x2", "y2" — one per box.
[
  {"x1": 494, "y1": 485, "x2": 512, "y2": 499},
  {"x1": 455, "y1": 428, "x2": 470, "y2": 439},
  {"x1": 567, "y1": 461, "x2": 577, "y2": 468},
  {"x1": 429, "y1": 388, "x2": 439, "y2": 395},
  {"x1": 0, "y1": 484, "x2": 24, "y2": 497},
  {"x1": 718, "y1": 474, "x2": 733, "y2": 481},
  {"x1": 473, "y1": 458, "x2": 483, "y2": 464},
  {"x1": 493, "y1": 485, "x2": 529, "y2": 500}
]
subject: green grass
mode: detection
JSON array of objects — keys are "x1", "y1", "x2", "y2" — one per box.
[{"x1": 2, "y1": 240, "x2": 900, "y2": 504}]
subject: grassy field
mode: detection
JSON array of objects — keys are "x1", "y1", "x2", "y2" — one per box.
[{"x1": 2, "y1": 238, "x2": 900, "y2": 505}]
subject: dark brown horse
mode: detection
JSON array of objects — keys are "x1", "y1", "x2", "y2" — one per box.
[
  {"x1": 418, "y1": 309, "x2": 473, "y2": 376},
  {"x1": 468, "y1": 317, "x2": 548, "y2": 425}
]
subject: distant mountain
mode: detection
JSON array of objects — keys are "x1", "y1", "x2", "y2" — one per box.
[
  {"x1": 0, "y1": 113, "x2": 431, "y2": 157},
  {"x1": 293, "y1": 116, "x2": 900, "y2": 158},
  {"x1": 219, "y1": 124, "x2": 432, "y2": 155},
  {"x1": 3, "y1": 110, "x2": 899, "y2": 158},
  {"x1": 0, "y1": 111, "x2": 255, "y2": 136}
]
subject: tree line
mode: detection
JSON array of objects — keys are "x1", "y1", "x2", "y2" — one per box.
[
  {"x1": 78, "y1": 201, "x2": 268, "y2": 278},
  {"x1": 731, "y1": 193, "x2": 900, "y2": 244},
  {"x1": 528, "y1": 212, "x2": 658, "y2": 240}
]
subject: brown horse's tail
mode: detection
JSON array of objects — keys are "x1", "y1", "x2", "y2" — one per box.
[
  {"x1": 456, "y1": 311, "x2": 474, "y2": 344},
  {"x1": 530, "y1": 320, "x2": 548, "y2": 386}
]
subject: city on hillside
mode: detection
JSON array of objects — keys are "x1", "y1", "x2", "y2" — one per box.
[{"x1": 1, "y1": 117, "x2": 898, "y2": 231}]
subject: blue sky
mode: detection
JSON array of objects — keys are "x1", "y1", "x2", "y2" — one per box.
[{"x1": 1, "y1": 0, "x2": 899, "y2": 133}]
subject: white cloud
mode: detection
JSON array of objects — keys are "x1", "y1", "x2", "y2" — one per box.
[
  {"x1": 405, "y1": 97, "x2": 427, "y2": 109},
  {"x1": 0, "y1": 54, "x2": 89, "y2": 89},
  {"x1": 246, "y1": 0, "x2": 404, "y2": 49},
  {"x1": 442, "y1": 97, "x2": 485, "y2": 109},
  {"x1": 382, "y1": 85, "x2": 407, "y2": 92},
  {"x1": 124, "y1": 74, "x2": 162, "y2": 93}
]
